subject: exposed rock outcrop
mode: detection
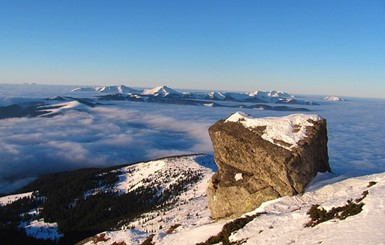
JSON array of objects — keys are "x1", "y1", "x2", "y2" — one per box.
[{"x1": 207, "y1": 112, "x2": 330, "y2": 219}]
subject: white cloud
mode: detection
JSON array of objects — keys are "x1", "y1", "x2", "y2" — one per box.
[
  {"x1": 0, "y1": 177, "x2": 37, "y2": 194},
  {"x1": 1, "y1": 96, "x2": 385, "y2": 195},
  {"x1": 0, "y1": 103, "x2": 217, "y2": 193}
]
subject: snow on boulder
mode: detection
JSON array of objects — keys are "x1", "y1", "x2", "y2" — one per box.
[
  {"x1": 207, "y1": 112, "x2": 330, "y2": 219},
  {"x1": 225, "y1": 112, "x2": 323, "y2": 151}
]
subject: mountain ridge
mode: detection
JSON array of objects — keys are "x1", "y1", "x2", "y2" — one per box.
[
  {"x1": 71, "y1": 85, "x2": 316, "y2": 105},
  {"x1": 0, "y1": 154, "x2": 216, "y2": 244}
]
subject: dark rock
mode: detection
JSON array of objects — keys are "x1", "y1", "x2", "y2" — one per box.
[{"x1": 207, "y1": 112, "x2": 330, "y2": 219}]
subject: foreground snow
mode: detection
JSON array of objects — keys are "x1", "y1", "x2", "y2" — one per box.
[
  {"x1": 2, "y1": 156, "x2": 385, "y2": 244},
  {"x1": 229, "y1": 172, "x2": 385, "y2": 244},
  {"x1": 85, "y1": 169, "x2": 385, "y2": 244}
]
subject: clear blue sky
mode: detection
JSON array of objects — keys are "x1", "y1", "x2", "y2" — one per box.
[{"x1": 0, "y1": 0, "x2": 384, "y2": 97}]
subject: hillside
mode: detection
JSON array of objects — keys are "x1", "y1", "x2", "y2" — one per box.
[
  {"x1": 0, "y1": 155, "x2": 216, "y2": 244},
  {"x1": 1, "y1": 154, "x2": 385, "y2": 244},
  {"x1": 83, "y1": 172, "x2": 385, "y2": 245}
]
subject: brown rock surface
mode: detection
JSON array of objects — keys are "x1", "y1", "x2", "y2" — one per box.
[{"x1": 207, "y1": 112, "x2": 330, "y2": 219}]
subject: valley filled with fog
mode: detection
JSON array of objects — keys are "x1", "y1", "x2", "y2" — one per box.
[{"x1": 1, "y1": 84, "x2": 385, "y2": 194}]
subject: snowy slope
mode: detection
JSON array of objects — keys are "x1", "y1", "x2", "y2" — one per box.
[
  {"x1": 142, "y1": 85, "x2": 180, "y2": 97},
  {"x1": 72, "y1": 85, "x2": 139, "y2": 94},
  {"x1": 21, "y1": 220, "x2": 63, "y2": 241},
  {"x1": 0, "y1": 191, "x2": 33, "y2": 206},
  {"x1": 229, "y1": 172, "x2": 385, "y2": 244},
  {"x1": 252, "y1": 90, "x2": 294, "y2": 102},
  {"x1": 98, "y1": 85, "x2": 140, "y2": 94},
  {"x1": 88, "y1": 172, "x2": 385, "y2": 245},
  {"x1": 37, "y1": 100, "x2": 88, "y2": 116},
  {"x1": 1, "y1": 155, "x2": 216, "y2": 243},
  {"x1": 82, "y1": 155, "x2": 223, "y2": 244},
  {"x1": 2, "y1": 154, "x2": 385, "y2": 244},
  {"x1": 207, "y1": 91, "x2": 226, "y2": 100},
  {"x1": 112, "y1": 155, "x2": 217, "y2": 232}
]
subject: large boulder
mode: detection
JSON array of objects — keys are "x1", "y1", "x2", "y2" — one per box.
[{"x1": 207, "y1": 112, "x2": 330, "y2": 219}]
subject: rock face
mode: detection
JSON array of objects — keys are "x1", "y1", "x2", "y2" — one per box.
[{"x1": 207, "y1": 112, "x2": 330, "y2": 219}]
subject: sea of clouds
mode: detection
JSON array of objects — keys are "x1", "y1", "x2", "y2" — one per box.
[{"x1": 1, "y1": 84, "x2": 385, "y2": 194}]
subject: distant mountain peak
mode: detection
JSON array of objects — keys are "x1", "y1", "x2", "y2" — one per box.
[
  {"x1": 323, "y1": 96, "x2": 344, "y2": 101},
  {"x1": 253, "y1": 90, "x2": 294, "y2": 99},
  {"x1": 142, "y1": 85, "x2": 180, "y2": 96},
  {"x1": 72, "y1": 85, "x2": 139, "y2": 94},
  {"x1": 208, "y1": 91, "x2": 226, "y2": 100}
]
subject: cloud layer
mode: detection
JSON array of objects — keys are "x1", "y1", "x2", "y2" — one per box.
[
  {"x1": 1, "y1": 95, "x2": 385, "y2": 194},
  {"x1": 0, "y1": 102, "x2": 218, "y2": 193}
]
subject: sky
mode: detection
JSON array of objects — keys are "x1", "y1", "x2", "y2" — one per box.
[{"x1": 0, "y1": 0, "x2": 384, "y2": 98}]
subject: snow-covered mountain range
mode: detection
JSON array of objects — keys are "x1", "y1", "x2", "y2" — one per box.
[
  {"x1": 72, "y1": 85, "x2": 315, "y2": 105},
  {"x1": 0, "y1": 85, "x2": 315, "y2": 120},
  {"x1": 72, "y1": 85, "x2": 140, "y2": 94},
  {"x1": 1, "y1": 154, "x2": 384, "y2": 244}
]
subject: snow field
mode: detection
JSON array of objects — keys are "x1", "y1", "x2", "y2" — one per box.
[
  {"x1": 20, "y1": 219, "x2": 63, "y2": 241},
  {"x1": 228, "y1": 172, "x2": 385, "y2": 245},
  {"x1": 93, "y1": 167, "x2": 385, "y2": 244},
  {"x1": 0, "y1": 191, "x2": 33, "y2": 206}
]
